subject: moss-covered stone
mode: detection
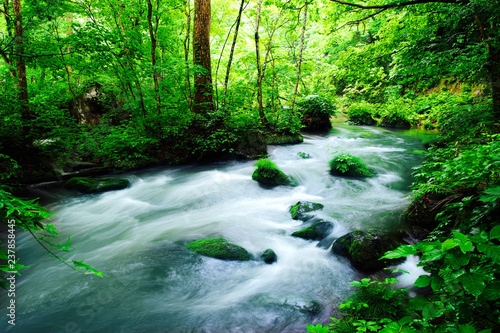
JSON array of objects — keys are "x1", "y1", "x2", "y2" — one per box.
[
  {"x1": 292, "y1": 222, "x2": 333, "y2": 241},
  {"x1": 331, "y1": 230, "x2": 402, "y2": 272},
  {"x1": 64, "y1": 177, "x2": 130, "y2": 194},
  {"x1": 289, "y1": 201, "x2": 324, "y2": 221},
  {"x1": 252, "y1": 159, "x2": 291, "y2": 187},
  {"x1": 261, "y1": 249, "x2": 277, "y2": 264},
  {"x1": 186, "y1": 238, "x2": 251, "y2": 261},
  {"x1": 329, "y1": 154, "x2": 374, "y2": 178}
]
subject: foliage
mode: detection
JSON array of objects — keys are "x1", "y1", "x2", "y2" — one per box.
[
  {"x1": 345, "y1": 101, "x2": 378, "y2": 125},
  {"x1": 252, "y1": 158, "x2": 292, "y2": 187},
  {"x1": 64, "y1": 177, "x2": 130, "y2": 194},
  {"x1": 0, "y1": 186, "x2": 105, "y2": 289},
  {"x1": 297, "y1": 95, "x2": 337, "y2": 118},
  {"x1": 329, "y1": 154, "x2": 374, "y2": 178}
]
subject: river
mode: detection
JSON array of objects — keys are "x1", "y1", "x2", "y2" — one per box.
[{"x1": 1, "y1": 124, "x2": 426, "y2": 333}]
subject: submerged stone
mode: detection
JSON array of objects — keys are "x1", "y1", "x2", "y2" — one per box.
[
  {"x1": 261, "y1": 249, "x2": 277, "y2": 264},
  {"x1": 331, "y1": 230, "x2": 402, "y2": 272},
  {"x1": 292, "y1": 221, "x2": 333, "y2": 241},
  {"x1": 289, "y1": 201, "x2": 324, "y2": 221},
  {"x1": 64, "y1": 177, "x2": 130, "y2": 194},
  {"x1": 186, "y1": 238, "x2": 251, "y2": 261}
]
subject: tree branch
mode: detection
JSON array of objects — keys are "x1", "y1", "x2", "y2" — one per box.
[{"x1": 328, "y1": 0, "x2": 462, "y2": 10}]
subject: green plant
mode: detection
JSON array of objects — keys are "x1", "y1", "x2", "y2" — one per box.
[
  {"x1": 252, "y1": 158, "x2": 292, "y2": 186},
  {"x1": 297, "y1": 95, "x2": 337, "y2": 118},
  {"x1": 329, "y1": 154, "x2": 374, "y2": 177},
  {"x1": 345, "y1": 101, "x2": 377, "y2": 125}
]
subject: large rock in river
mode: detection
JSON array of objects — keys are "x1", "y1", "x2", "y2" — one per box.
[
  {"x1": 331, "y1": 230, "x2": 401, "y2": 272},
  {"x1": 252, "y1": 159, "x2": 292, "y2": 187},
  {"x1": 186, "y1": 238, "x2": 251, "y2": 261},
  {"x1": 64, "y1": 177, "x2": 130, "y2": 194},
  {"x1": 289, "y1": 201, "x2": 324, "y2": 222},
  {"x1": 292, "y1": 221, "x2": 333, "y2": 241}
]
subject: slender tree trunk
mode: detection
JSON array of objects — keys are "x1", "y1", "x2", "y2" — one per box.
[
  {"x1": 255, "y1": 0, "x2": 268, "y2": 126},
  {"x1": 193, "y1": 0, "x2": 214, "y2": 113},
  {"x1": 12, "y1": 0, "x2": 28, "y2": 107},
  {"x1": 2, "y1": 0, "x2": 16, "y2": 78},
  {"x1": 184, "y1": 0, "x2": 193, "y2": 111},
  {"x1": 147, "y1": 0, "x2": 161, "y2": 114},
  {"x1": 222, "y1": 0, "x2": 246, "y2": 107},
  {"x1": 290, "y1": 2, "x2": 307, "y2": 115}
]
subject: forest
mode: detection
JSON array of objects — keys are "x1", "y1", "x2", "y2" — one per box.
[{"x1": 0, "y1": 0, "x2": 499, "y2": 332}]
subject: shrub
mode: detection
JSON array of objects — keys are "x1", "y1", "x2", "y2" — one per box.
[
  {"x1": 329, "y1": 154, "x2": 374, "y2": 177},
  {"x1": 345, "y1": 101, "x2": 377, "y2": 125},
  {"x1": 297, "y1": 95, "x2": 337, "y2": 118}
]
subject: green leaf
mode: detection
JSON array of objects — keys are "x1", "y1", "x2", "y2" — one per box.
[
  {"x1": 459, "y1": 241, "x2": 473, "y2": 254},
  {"x1": 490, "y1": 226, "x2": 500, "y2": 240},
  {"x1": 458, "y1": 324, "x2": 476, "y2": 333},
  {"x1": 422, "y1": 302, "x2": 443, "y2": 321},
  {"x1": 442, "y1": 238, "x2": 460, "y2": 252},
  {"x1": 479, "y1": 280, "x2": 500, "y2": 301},
  {"x1": 453, "y1": 231, "x2": 468, "y2": 243},
  {"x1": 460, "y1": 273, "x2": 485, "y2": 297},
  {"x1": 414, "y1": 275, "x2": 431, "y2": 288},
  {"x1": 379, "y1": 322, "x2": 401, "y2": 333},
  {"x1": 380, "y1": 245, "x2": 417, "y2": 259}
]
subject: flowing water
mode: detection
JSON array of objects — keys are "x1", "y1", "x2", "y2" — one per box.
[{"x1": 2, "y1": 125, "x2": 427, "y2": 333}]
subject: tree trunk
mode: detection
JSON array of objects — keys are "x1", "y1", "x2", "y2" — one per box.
[
  {"x1": 12, "y1": 0, "x2": 28, "y2": 108},
  {"x1": 184, "y1": 0, "x2": 193, "y2": 111},
  {"x1": 193, "y1": 0, "x2": 214, "y2": 113},
  {"x1": 222, "y1": 0, "x2": 246, "y2": 107},
  {"x1": 255, "y1": 0, "x2": 268, "y2": 126},
  {"x1": 290, "y1": 2, "x2": 307, "y2": 115},
  {"x1": 490, "y1": 47, "x2": 500, "y2": 120},
  {"x1": 147, "y1": 0, "x2": 161, "y2": 114}
]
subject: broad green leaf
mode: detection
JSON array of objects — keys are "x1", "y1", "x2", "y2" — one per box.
[
  {"x1": 460, "y1": 273, "x2": 485, "y2": 297},
  {"x1": 379, "y1": 322, "x2": 400, "y2": 333},
  {"x1": 459, "y1": 241, "x2": 473, "y2": 254},
  {"x1": 458, "y1": 324, "x2": 476, "y2": 333},
  {"x1": 422, "y1": 302, "x2": 443, "y2": 321},
  {"x1": 479, "y1": 280, "x2": 500, "y2": 301},
  {"x1": 414, "y1": 275, "x2": 431, "y2": 288},
  {"x1": 444, "y1": 251, "x2": 470, "y2": 269},
  {"x1": 490, "y1": 225, "x2": 500, "y2": 240},
  {"x1": 453, "y1": 231, "x2": 468, "y2": 243},
  {"x1": 442, "y1": 238, "x2": 460, "y2": 252},
  {"x1": 431, "y1": 275, "x2": 445, "y2": 291},
  {"x1": 380, "y1": 245, "x2": 417, "y2": 259}
]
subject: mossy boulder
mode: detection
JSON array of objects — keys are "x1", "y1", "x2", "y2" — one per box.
[
  {"x1": 186, "y1": 238, "x2": 251, "y2": 261},
  {"x1": 64, "y1": 177, "x2": 130, "y2": 194},
  {"x1": 252, "y1": 159, "x2": 292, "y2": 187},
  {"x1": 331, "y1": 230, "x2": 402, "y2": 272},
  {"x1": 261, "y1": 249, "x2": 277, "y2": 264},
  {"x1": 289, "y1": 201, "x2": 324, "y2": 221},
  {"x1": 329, "y1": 154, "x2": 374, "y2": 178},
  {"x1": 292, "y1": 221, "x2": 333, "y2": 241}
]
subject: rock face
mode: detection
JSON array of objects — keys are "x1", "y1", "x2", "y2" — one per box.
[
  {"x1": 64, "y1": 177, "x2": 130, "y2": 194},
  {"x1": 331, "y1": 230, "x2": 402, "y2": 272},
  {"x1": 302, "y1": 113, "x2": 332, "y2": 132},
  {"x1": 289, "y1": 201, "x2": 324, "y2": 221},
  {"x1": 329, "y1": 154, "x2": 374, "y2": 178},
  {"x1": 252, "y1": 159, "x2": 291, "y2": 187},
  {"x1": 261, "y1": 249, "x2": 277, "y2": 264},
  {"x1": 186, "y1": 238, "x2": 251, "y2": 261},
  {"x1": 292, "y1": 222, "x2": 333, "y2": 241}
]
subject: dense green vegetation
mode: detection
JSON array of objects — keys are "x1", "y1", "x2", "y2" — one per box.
[{"x1": 0, "y1": 0, "x2": 499, "y2": 332}]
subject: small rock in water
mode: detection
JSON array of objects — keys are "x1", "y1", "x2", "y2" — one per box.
[
  {"x1": 261, "y1": 249, "x2": 277, "y2": 264},
  {"x1": 292, "y1": 221, "x2": 333, "y2": 241},
  {"x1": 289, "y1": 201, "x2": 324, "y2": 222}
]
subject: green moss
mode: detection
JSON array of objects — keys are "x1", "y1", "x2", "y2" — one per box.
[
  {"x1": 186, "y1": 238, "x2": 251, "y2": 261},
  {"x1": 291, "y1": 222, "x2": 333, "y2": 241},
  {"x1": 297, "y1": 152, "x2": 311, "y2": 159},
  {"x1": 265, "y1": 134, "x2": 304, "y2": 145},
  {"x1": 329, "y1": 154, "x2": 374, "y2": 178},
  {"x1": 64, "y1": 177, "x2": 130, "y2": 194},
  {"x1": 261, "y1": 249, "x2": 277, "y2": 264},
  {"x1": 289, "y1": 201, "x2": 324, "y2": 220},
  {"x1": 252, "y1": 159, "x2": 291, "y2": 187}
]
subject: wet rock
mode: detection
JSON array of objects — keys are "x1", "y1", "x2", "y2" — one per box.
[
  {"x1": 284, "y1": 298, "x2": 323, "y2": 315},
  {"x1": 289, "y1": 201, "x2": 324, "y2": 221},
  {"x1": 252, "y1": 159, "x2": 292, "y2": 187},
  {"x1": 292, "y1": 221, "x2": 333, "y2": 241},
  {"x1": 186, "y1": 238, "x2": 251, "y2": 261},
  {"x1": 331, "y1": 230, "x2": 402, "y2": 272},
  {"x1": 64, "y1": 177, "x2": 130, "y2": 194},
  {"x1": 261, "y1": 249, "x2": 277, "y2": 264}
]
